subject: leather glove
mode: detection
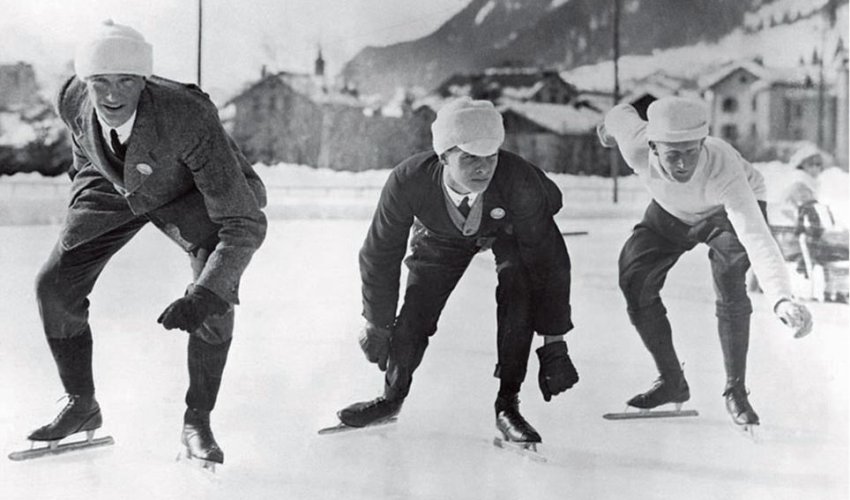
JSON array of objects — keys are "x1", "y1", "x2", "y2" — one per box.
[
  {"x1": 774, "y1": 299, "x2": 813, "y2": 339},
  {"x1": 536, "y1": 340, "x2": 579, "y2": 402},
  {"x1": 359, "y1": 320, "x2": 392, "y2": 371},
  {"x1": 158, "y1": 284, "x2": 230, "y2": 333}
]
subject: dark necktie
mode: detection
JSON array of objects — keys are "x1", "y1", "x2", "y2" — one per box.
[
  {"x1": 109, "y1": 129, "x2": 127, "y2": 160},
  {"x1": 458, "y1": 196, "x2": 471, "y2": 218}
]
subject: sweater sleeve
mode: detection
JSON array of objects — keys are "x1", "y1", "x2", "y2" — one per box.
[
  {"x1": 603, "y1": 103, "x2": 650, "y2": 173},
  {"x1": 718, "y1": 167, "x2": 793, "y2": 308},
  {"x1": 731, "y1": 146, "x2": 767, "y2": 201},
  {"x1": 359, "y1": 169, "x2": 415, "y2": 327}
]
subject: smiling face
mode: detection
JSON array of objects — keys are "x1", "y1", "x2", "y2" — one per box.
[
  {"x1": 441, "y1": 147, "x2": 499, "y2": 194},
  {"x1": 85, "y1": 74, "x2": 146, "y2": 128},
  {"x1": 650, "y1": 139, "x2": 705, "y2": 183}
]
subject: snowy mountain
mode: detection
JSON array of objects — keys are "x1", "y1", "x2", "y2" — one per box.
[{"x1": 340, "y1": 0, "x2": 848, "y2": 98}]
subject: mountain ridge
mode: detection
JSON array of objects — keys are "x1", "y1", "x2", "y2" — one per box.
[{"x1": 340, "y1": 0, "x2": 847, "y2": 98}]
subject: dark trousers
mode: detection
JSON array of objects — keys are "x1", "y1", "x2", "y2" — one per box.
[
  {"x1": 618, "y1": 201, "x2": 752, "y2": 386},
  {"x1": 384, "y1": 228, "x2": 534, "y2": 401},
  {"x1": 35, "y1": 216, "x2": 233, "y2": 411}
]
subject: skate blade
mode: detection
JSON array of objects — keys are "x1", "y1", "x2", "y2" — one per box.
[
  {"x1": 9, "y1": 430, "x2": 114, "y2": 461},
  {"x1": 735, "y1": 422, "x2": 761, "y2": 443},
  {"x1": 175, "y1": 448, "x2": 220, "y2": 474},
  {"x1": 492, "y1": 437, "x2": 547, "y2": 463},
  {"x1": 604, "y1": 403, "x2": 698, "y2": 420},
  {"x1": 317, "y1": 417, "x2": 398, "y2": 436}
]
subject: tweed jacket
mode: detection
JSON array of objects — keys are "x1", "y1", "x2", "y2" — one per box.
[
  {"x1": 56, "y1": 75, "x2": 268, "y2": 304},
  {"x1": 360, "y1": 150, "x2": 572, "y2": 335}
]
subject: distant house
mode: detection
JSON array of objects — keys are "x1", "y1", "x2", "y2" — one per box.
[
  {"x1": 427, "y1": 67, "x2": 633, "y2": 176},
  {"x1": 434, "y1": 67, "x2": 578, "y2": 105},
  {"x1": 226, "y1": 55, "x2": 434, "y2": 171},
  {"x1": 572, "y1": 70, "x2": 701, "y2": 119},
  {"x1": 499, "y1": 102, "x2": 614, "y2": 175},
  {"x1": 701, "y1": 60, "x2": 837, "y2": 154},
  {"x1": 0, "y1": 62, "x2": 40, "y2": 111}
]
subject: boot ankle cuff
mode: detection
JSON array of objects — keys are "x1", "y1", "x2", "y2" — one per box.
[
  {"x1": 184, "y1": 408, "x2": 211, "y2": 424},
  {"x1": 495, "y1": 394, "x2": 519, "y2": 412}
]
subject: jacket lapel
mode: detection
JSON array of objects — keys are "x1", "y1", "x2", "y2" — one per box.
[
  {"x1": 75, "y1": 102, "x2": 125, "y2": 187},
  {"x1": 123, "y1": 89, "x2": 158, "y2": 195}
]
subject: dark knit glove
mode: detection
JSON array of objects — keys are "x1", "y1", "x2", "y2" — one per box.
[
  {"x1": 536, "y1": 341, "x2": 578, "y2": 402},
  {"x1": 158, "y1": 285, "x2": 230, "y2": 333},
  {"x1": 359, "y1": 320, "x2": 393, "y2": 371}
]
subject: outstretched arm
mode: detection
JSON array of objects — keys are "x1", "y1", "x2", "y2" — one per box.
[{"x1": 359, "y1": 169, "x2": 415, "y2": 328}]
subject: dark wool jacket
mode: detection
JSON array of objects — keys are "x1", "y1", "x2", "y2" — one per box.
[
  {"x1": 360, "y1": 149, "x2": 573, "y2": 335},
  {"x1": 56, "y1": 75, "x2": 267, "y2": 304}
]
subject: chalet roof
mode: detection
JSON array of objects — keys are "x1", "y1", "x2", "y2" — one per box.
[
  {"x1": 500, "y1": 102, "x2": 600, "y2": 135},
  {"x1": 226, "y1": 71, "x2": 361, "y2": 107},
  {"x1": 699, "y1": 60, "x2": 816, "y2": 90},
  {"x1": 628, "y1": 70, "x2": 699, "y2": 95}
]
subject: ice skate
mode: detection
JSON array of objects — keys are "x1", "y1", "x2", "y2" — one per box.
[
  {"x1": 9, "y1": 395, "x2": 114, "y2": 461},
  {"x1": 177, "y1": 409, "x2": 223, "y2": 472},
  {"x1": 724, "y1": 383, "x2": 760, "y2": 437},
  {"x1": 492, "y1": 396, "x2": 546, "y2": 462},
  {"x1": 319, "y1": 396, "x2": 402, "y2": 435},
  {"x1": 604, "y1": 372, "x2": 698, "y2": 420}
]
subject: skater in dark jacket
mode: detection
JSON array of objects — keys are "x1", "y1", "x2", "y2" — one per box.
[
  {"x1": 26, "y1": 20, "x2": 267, "y2": 466},
  {"x1": 337, "y1": 98, "x2": 578, "y2": 445}
]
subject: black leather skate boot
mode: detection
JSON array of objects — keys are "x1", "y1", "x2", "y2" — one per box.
[
  {"x1": 31, "y1": 332, "x2": 100, "y2": 441},
  {"x1": 28, "y1": 395, "x2": 102, "y2": 441},
  {"x1": 717, "y1": 311, "x2": 758, "y2": 426},
  {"x1": 723, "y1": 380, "x2": 759, "y2": 426},
  {"x1": 337, "y1": 397, "x2": 403, "y2": 428},
  {"x1": 182, "y1": 408, "x2": 224, "y2": 464},
  {"x1": 182, "y1": 336, "x2": 230, "y2": 465},
  {"x1": 627, "y1": 370, "x2": 690, "y2": 410},
  {"x1": 495, "y1": 395, "x2": 541, "y2": 443}
]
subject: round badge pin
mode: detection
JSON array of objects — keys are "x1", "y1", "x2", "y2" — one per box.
[
  {"x1": 490, "y1": 207, "x2": 506, "y2": 220},
  {"x1": 136, "y1": 163, "x2": 153, "y2": 175}
]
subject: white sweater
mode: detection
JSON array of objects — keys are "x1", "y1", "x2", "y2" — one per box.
[{"x1": 604, "y1": 103, "x2": 792, "y2": 307}]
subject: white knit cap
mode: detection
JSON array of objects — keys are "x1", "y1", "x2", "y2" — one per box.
[
  {"x1": 789, "y1": 144, "x2": 823, "y2": 169},
  {"x1": 431, "y1": 97, "x2": 505, "y2": 156},
  {"x1": 646, "y1": 96, "x2": 709, "y2": 143},
  {"x1": 74, "y1": 20, "x2": 153, "y2": 79}
]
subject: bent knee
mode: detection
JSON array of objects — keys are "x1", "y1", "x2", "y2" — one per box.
[{"x1": 34, "y1": 261, "x2": 63, "y2": 304}]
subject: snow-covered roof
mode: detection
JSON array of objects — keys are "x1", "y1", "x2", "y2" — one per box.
[
  {"x1": 699, "y1": 60, "x2": 816, "y2": 90},
  {"x1": 500, "y1": 102, "x2": 600, "y2": 135},
  {"x1": 435, "y1": 68, "x2": 574, "y2": 99},
  {"x1": 227, "y1": 71, "x2": 362, "y2": 108}
]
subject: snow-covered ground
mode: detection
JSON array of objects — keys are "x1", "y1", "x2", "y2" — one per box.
[{"x1": 0, "y1": 174, "x2": 847, "y2": 499}]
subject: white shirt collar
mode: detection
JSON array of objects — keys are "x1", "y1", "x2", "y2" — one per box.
[
  {"x1": 98, "y1": 111, "x2": 137, "y2": 145},
  {"x1": 442, "y1": 170, "x2": 480, "y2": 206}
]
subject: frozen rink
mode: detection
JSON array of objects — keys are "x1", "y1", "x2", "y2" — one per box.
[{"x1": 0, "y1": 217, "x2": 847, "y2": 500}]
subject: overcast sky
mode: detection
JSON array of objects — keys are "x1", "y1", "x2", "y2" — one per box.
[{"x1": 0, "y1": 0, "x2": 468, "y2": 99}]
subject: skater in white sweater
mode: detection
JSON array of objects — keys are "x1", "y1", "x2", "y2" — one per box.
[{"x1": 598, "y1": 96, "x2": 812, "y2": 428}]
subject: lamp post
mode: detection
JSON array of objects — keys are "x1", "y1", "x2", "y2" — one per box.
[
  {"x1": 610, "y1": 0, "x2": 621, "y2": 203},
  {"x1": 197, "y1": 0, "x2": 203, "y2": 87}
]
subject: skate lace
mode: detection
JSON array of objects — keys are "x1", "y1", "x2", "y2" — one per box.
[
  {"x1": 364, "y1": 397, "x2": 387, "y2": 409},
  {"x1": 50, "y1": 395, "x2": 78, "y2": 425}
]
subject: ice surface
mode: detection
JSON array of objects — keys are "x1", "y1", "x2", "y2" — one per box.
[{"x1": 1, "y1": 217, "x2": 846, "y2": 500}]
